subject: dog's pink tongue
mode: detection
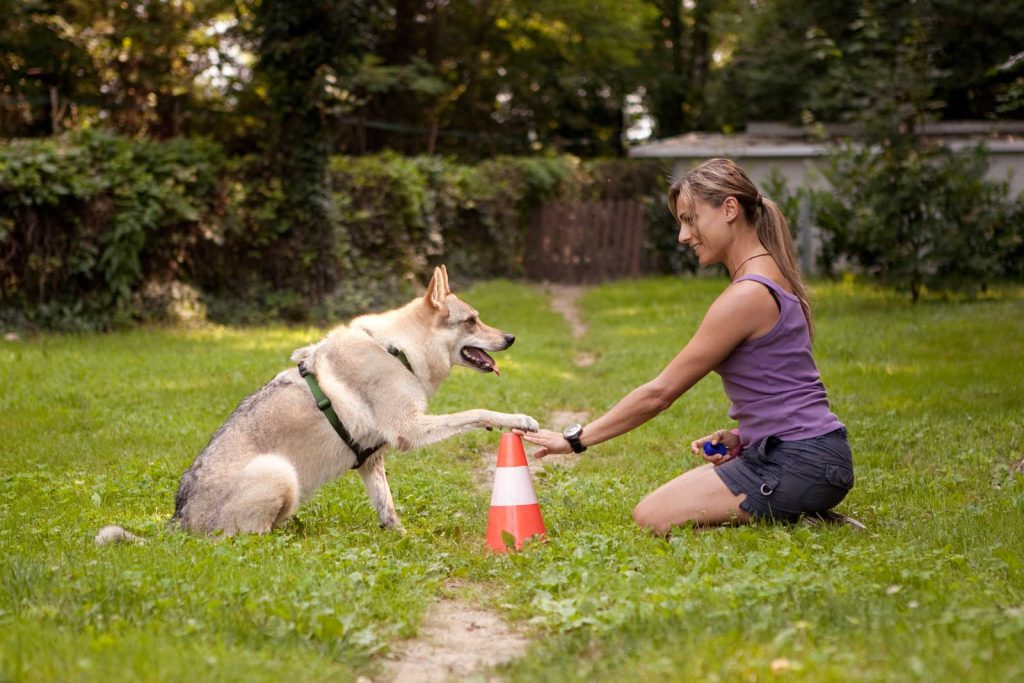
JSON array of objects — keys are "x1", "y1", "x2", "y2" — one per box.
[{"x1": 465, "y1": 346, "x2": 499, "y2": 375}]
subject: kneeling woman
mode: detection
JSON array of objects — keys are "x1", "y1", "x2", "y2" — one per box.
[{"x1": 520, "y1": 158, "x2": 853, "y2": 533}]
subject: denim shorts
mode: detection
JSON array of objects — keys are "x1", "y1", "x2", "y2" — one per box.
[{"x1": 714, "y1": 427, "x2": 854, "y2": 522}]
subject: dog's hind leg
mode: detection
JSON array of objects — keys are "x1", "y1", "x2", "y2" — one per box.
[
  {"x1": 357, "y1": 452, "x2": 404, "y2": 532},
  {"x1": 217, "y1": 455, "x2": 300, "y2": 535}
]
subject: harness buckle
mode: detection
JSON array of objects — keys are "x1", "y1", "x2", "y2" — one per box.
[{"x1": 316, "y1": 397, "x2": 332, "y2": 411}]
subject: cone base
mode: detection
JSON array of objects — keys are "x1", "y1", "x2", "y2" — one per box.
[{"x1": 486, "y1": 504, "x2": 546, "y2": 552}]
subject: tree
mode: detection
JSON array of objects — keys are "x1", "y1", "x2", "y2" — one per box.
[
  {"x1": 713, "y1": 0, "x2": 1024, "y2": 129},
  {"x1": 252, "y1": 0, "x2": 374, "y2": 298},
  {"x1": 644, "y1": 0, "x2": 718, "y2": 137},
  {"x1": 813, "y1": 3, "x2": 1021, "y2": 301}
]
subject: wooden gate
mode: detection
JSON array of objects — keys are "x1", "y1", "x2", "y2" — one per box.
[{"x1": 524, "y1": 200, "x2": 646, "y2": 283}]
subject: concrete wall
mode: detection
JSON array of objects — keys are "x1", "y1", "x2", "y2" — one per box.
[
  {"x1": 986, "y1": 152, "x2": 1023, "y2": 196},
  {"x1": 667, "y1": 148, "x2": 1024, "y2": 197}
]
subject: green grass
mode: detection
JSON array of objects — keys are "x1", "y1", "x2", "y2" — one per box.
[{"x1": 1, "y1": 278, "x2": 1022, "y2": 681}]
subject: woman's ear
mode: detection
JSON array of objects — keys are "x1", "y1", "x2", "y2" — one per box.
[{"x1": 722, "y1": 196, "x2": 740, "y2": 222}]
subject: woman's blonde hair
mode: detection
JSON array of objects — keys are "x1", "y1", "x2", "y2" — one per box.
[{"x1": 668, "y1": 157, "x2": 813, "y2": 337}]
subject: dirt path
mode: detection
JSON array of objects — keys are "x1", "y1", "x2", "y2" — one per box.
[
  {"x1": 376, "y1": 287, "x2": 597, "y2": 682},
  {"x1": 545, "y1": 284, "x2": 596, "y2": 367},
  {"x1": 378, "y1": 582, "x2": 529, "y2": 683},
  {"x1": 546, "y1": 284, "x2": 588, "y2": 339}
]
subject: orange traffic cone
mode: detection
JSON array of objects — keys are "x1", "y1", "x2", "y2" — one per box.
[{"x1": 486, "y1": 432, "x2": 546, "y2": 552}]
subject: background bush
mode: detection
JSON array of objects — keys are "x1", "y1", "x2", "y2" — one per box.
[
  {"x1": 1, "y1": 135, "x2": 681, "y2": 328},
  {"x1": 815, "y1": 144, "x2": 1024, "y2": 300},
  {"x1": 4, "y1": 131, "x2": 1022, "y2": 328},
  {"x1": 0, "y1": 131, "x2": 225, "y2": 329}
]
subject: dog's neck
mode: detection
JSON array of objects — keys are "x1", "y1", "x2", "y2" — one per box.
[{"x1": 351, "y1": 306, "x2": 451, "y2": 396}]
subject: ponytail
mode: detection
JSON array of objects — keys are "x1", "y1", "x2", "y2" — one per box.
[{"x1": 756, "y1": 197, "x2": 813, "y2": 339}]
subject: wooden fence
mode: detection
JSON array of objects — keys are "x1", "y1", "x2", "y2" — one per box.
[{"x1": 524, "y1": 200, "x2": 647, "y2": 283}]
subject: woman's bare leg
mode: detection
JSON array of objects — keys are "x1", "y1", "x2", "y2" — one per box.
[{"x1": 632, "y1": 464, "x2": 751, "y2": 535}]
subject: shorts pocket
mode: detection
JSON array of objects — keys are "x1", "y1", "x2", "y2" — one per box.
[
  {"x1": 825, "y1": 463, "x2": 854, "y2": 491},
  {"x1": 801, "y1": 465, "x2": 854, "y2": 513}
]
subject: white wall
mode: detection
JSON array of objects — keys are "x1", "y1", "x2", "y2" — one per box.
[{"x1": 669, "y1": 149, "x2": 1024, "y2": 197}]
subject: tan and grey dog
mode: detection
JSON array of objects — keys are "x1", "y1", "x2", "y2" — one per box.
[{"x1": 98, "y1": 265, "x2": 538, "y2": 542}]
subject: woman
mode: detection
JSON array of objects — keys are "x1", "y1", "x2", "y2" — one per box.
[{"x1": 520, "y1": 158, "x2": 853, "y2": 534}]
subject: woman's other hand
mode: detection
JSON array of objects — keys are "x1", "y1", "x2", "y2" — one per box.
[
  {"x1": 514, "y1": 428, "x2": 572, "y2": 458},
  {"x1": 691, "y1": 428, "x2": 741, "y2": 465}
]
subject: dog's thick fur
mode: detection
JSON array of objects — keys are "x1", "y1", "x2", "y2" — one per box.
[{"x1": 115, "y1": 266, "x2": 537, "y2": 539}]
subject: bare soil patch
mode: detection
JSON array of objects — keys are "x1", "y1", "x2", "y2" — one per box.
[
  {"x1": 379, "y1": 583, "x2": 529, "y2": 683},
  {"x1": 546, "y1": 285, "x2": 588, "y2": 339},
  {"x1": 545, "y1": 285, "x2": 597, "y2": 367},
  {"x1": 572, "y1": 351, "x2": 597, "y2": 367}
]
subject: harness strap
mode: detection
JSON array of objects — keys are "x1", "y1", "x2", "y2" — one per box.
[
  {"x1": 297, "y1": 345, "x2": 413, "y2": 470},
  {"x1": 298, "y1": 363, "x2": 382, "y2": 469},
  {"x1": 387, "y1": 346, "x2": 413, "y2": 373}
]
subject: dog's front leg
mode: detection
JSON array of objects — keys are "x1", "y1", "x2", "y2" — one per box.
[
  {"x1": 357, "y1": 452, "x2": 404, "y2": 533},
  {"x1": 395, "y1": 410, "x2": 539, "y2": 451}
]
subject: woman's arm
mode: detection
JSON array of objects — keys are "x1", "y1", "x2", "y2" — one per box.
[{"x1": 521, "y1": 281, "x2": 777, "y2": 456}]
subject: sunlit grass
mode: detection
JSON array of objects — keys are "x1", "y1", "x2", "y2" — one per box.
[{"x1": 1, "y1": 278, "x2": 1022, "y2": 681}]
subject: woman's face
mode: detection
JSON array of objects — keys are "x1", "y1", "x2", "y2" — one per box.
[{"x1": 675, "y1": 195, "x2": 731, "y2": 265}]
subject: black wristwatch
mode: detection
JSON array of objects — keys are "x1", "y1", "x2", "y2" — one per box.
[{"x1": 563, "y1": 423, "x2": 587, "y2": 453}]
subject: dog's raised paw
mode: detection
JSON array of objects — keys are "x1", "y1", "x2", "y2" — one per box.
[{"x1": 505, "y1": 414, "x2": 539, "y2": 432}]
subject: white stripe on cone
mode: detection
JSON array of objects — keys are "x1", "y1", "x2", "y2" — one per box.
[{"x1": 490, "y1": 466, "x2": 538, "y2": 506}]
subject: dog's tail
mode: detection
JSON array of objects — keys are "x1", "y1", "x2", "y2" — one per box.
[{"x1": 94, "y1": 525, "x2": 145, "y2": 545}]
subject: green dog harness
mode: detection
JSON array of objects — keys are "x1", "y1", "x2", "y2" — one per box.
[{"x1": 298, "y1": 346, "x2": 413, "y2": 469}]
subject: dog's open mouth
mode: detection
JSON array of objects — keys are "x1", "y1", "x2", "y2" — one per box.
[{"x1": 461, "y1": 346, "x2": 500, "y2": 375}]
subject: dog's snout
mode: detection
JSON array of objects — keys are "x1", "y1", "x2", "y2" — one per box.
[{"x1": 504, "y1": 334, "x2": 516, "y2": 347}]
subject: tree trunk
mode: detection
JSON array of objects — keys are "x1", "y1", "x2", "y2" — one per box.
[{"x1": 49, "y1": 87, "x2": 60, "y2": 134}]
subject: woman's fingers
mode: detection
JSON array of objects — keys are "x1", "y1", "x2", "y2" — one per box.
[{"x1": 514, "y1": 428, "x2": 567, "y2": 457}]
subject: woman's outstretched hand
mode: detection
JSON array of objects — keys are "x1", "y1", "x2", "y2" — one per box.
[
  {"x1": 691, "y1": 429, "x2": 742, "y2": 465},
  {"x1": 514, "y1": 428, "x2": 572, "y2": 458}
]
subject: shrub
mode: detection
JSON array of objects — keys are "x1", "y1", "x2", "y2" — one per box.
[
  {"x1": 816, "y1": 143, "x2": 1023, "y2": 300},
  {"x1": 0, "y1": 131, "x2": 225, "y2": 329},
  {"x1": 1, "y1": 134, "x2": 681, "y2": 328}
]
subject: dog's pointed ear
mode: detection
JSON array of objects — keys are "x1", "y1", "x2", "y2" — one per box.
[
  {"x1": 423, "y1": 266, "x2": 448, "y2": 310},
  {"x1": 440, "y1": 264, "x2": 451, "y2": 295}
]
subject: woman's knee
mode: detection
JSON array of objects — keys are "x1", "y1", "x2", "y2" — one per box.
[{"x1": 632, "y1": 500, "x2": 673, "y2": 536}]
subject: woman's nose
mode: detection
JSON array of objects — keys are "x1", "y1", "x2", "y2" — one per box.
[{"x1": 677, "y1": 224, "x2": 691, "y2": 244}]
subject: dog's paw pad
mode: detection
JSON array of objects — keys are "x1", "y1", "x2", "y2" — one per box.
[{"x1": 516, "y1": 416, "x2": 540, "y2": 432}]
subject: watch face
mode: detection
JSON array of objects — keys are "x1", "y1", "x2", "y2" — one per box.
[{"x1": 563, "y1": 424, "x2": 582, "y2": 439}]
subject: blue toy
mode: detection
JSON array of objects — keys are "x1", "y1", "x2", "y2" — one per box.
[{"x1": 703, "y1": 441, "x2": 729, "y2": 456}]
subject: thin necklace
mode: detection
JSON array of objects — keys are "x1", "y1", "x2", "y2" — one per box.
[{"x1": 730, "y1": 252, "x2": 771, "y2": 280}]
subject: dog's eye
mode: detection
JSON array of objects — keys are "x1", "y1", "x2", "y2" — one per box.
[{"x1": 462, "y1": 317, "x2": 477, "y2": 327}]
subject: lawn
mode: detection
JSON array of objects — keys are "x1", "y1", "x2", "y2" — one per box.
[{"x1": 1, "y1": 277, "x2": 1022, "y2": 682}]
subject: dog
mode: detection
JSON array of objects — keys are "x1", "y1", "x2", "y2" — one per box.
[{"x1": 98, "y1": 265, "x2": 538, "y2": 542}]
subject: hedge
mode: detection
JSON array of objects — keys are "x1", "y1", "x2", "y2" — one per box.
[{"x1": 0, "y1": 133, "x2": 675, "y2": 328}]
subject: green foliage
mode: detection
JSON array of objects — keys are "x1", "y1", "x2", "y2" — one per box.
[
  {"x1": 816, "y1": 144, "x2": 1024, "y2": 300},
  {"x1": 717, "y1": 1, "x2": 1024, "y2": 128},
  {"x1": 799, "y1": 6, "x2": 1024, "y2": 301},
  {"x1": 252, "y1": 0, "x2": 376, "y2": 300},
  {"x1": 0, "y1": 130, "x2": 679, "y2": 328},
  {"x1": 0, "y1": 130, "x2": 225, "y2": 328},
  {"x1": 0, "y1": 0, "x2": 242, "y2": 138}
]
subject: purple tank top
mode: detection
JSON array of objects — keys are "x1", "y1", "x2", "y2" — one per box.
[{"x1": 715, "y1": 274, "x2": 843, "y2": 447}]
